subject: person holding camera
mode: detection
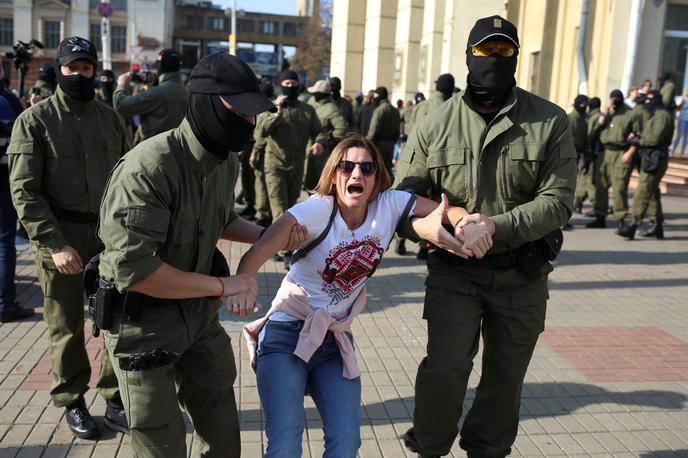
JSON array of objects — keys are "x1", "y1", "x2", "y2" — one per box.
[
  {"x1": 7, "y1": 37, "x2": 128, "y2": 439},
  {"x1": 394, "y1": 16, "x2": 576, "y2": 457},
  {"x1": 96, "y1": 53, "x2": 307, "y2": 458},
  {"x1": 113, "y1": 48, "x2": 187, "y2": 143},
  {"x1": 253, "y1": 69, "x2": 327, "y2": 267}
]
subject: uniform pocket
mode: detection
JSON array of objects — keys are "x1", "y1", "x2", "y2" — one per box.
[
  {"x1": 169, "y1": 220, "x2": 197, "y2": 246},
  {"x1": 427, "y1": 146, "x2": 469, "y2": 203},
  {"x1": 505, "y1": 142, "x2": 545, "y2": 197},
  {"x1": 122, "y1": 362, "x2": 178, "y2": 430}
]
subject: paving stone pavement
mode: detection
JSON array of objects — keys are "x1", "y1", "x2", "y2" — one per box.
[{"x1": 1, "y1": 196, "x2": 687, "y2": 457}]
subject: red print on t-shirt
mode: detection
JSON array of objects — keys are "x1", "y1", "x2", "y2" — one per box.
[{"x1": 320, "y1": 236, "x2": 384, "y2": 312}]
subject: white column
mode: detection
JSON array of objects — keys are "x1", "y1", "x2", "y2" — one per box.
[
  {"x1": 361, "y1": 0, "x2": 398, "y2": 93},
  {"x1": 13, "y1": 0, "x2": 33, "y2": 43},
  {"x1": 392, "y1": 0, "x2": 423, "y2": 102},
  {"x1": 418, "y1": 0, "x2": 445, "y2": 96},
  {"x1": 330, "y1": 0, "x2": 366, "y2": 96},
  {"x1": 70, "y1": 0, "x2": 90, "y2": 38}
]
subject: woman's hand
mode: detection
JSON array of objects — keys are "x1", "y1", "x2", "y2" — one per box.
[{"x1": 412, "y1": 194, "x2": 467, "y2": 258}]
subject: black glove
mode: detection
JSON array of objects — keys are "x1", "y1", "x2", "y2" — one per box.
[
  {"x1": 628, "y1": 136, "x2": 641, "y2": 147},
  {"x1": 582, "y1": 160, "x2": 591, "y2": 174}
]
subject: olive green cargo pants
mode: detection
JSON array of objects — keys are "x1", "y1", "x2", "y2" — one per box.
[
  {"x1": 253, "y1": 168, "x2": 271, "y2": 221},
  {"x1": 265, "y1": 166, "x2": 304, "y2": 220},
  {"x1": 574, "y1": 160, "x2": 594, "y2": 204},
  {"x1": 410, "y1": 258, "x2": 548, "y2": 458},
  {"x1": 596, "y1": 148, "x2": 634, "y2": 220},
  {"x1": 105, "y1": 299, "x2": 239, "y2": 458},
  {"x1": 34, "y1": 221, "x2": 119, "y2": 408},
  {"x1": 632, "y1": 155, "x2": 669, "y2": 224},
  {"x1": 303, "y1": 151, "x2": 329, "y2": 191}
]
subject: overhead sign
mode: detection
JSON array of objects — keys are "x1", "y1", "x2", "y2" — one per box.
[{"x1": 97, "y1": 2, "x2": 113, "y2": 18}]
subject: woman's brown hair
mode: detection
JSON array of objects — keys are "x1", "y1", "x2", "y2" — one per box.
[{"x1": 313, "y1": 134, "x2": 391, "y2": 201}]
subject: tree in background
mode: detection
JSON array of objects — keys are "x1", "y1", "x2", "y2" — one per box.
[{"x1": 291, "y1": 0, "x2": 332, "y2": 82}]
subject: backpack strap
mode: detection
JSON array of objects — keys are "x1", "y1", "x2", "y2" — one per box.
[
  {"x1": 290, "y1": 198, "x2": 338, "y2": 265},
  {"x1": 395, "y1": 192, "x2": 416, "y2": 234}
]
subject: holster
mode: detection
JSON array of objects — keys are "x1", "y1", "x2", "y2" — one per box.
[{"x1": 515, "y1": 229, "x2": 564, "y2": 280}]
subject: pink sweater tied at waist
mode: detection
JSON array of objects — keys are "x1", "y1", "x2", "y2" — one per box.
[{"x1": 242, "y1": 280, "x2": 366, "y2": 380}]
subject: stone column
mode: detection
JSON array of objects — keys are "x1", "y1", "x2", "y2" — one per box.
[
  {"x1": 392, "y1": 0, "x2": 423, "y2": 102},
  {"x1": 330, "y1": 0, "x2": 367, "y2": 97},
  {"x1": 70, "y1": 0, "x2": 89, "y2": 38},
  {"x1": 418, "y1": 0, "x2": 445, "y2": 96},
  {"x1": 361, "y1": 0, "x2": 397, "y2": 93},
  {"x1": 13, "y1": 0, "x2": 33, "y2": 43}
]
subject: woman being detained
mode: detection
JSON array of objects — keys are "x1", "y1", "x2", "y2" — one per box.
[{"x1": 236, "y1": 134, "x2": 493, "y2": 458}]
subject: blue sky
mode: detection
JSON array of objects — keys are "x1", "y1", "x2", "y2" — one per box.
[{"x1": 216, "y1": 0, "x2": 297, "y2": 16}]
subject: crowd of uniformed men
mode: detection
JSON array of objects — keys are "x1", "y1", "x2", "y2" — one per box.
[{"x1": 0, "y1": 16, "x2": 680, "y2": 457}]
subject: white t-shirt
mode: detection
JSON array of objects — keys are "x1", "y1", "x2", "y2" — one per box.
[{"x1": 270, "y1": 190, "x2": 416, "y2": 321}]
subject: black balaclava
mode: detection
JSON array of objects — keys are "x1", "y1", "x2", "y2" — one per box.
[
  {"x1": 277, "y1": 69, "x2": 299, "y2": 100},
  {"x1": 435, "y1": 74, "x2": 455, "y2": 100},
  {"x1": 610, "y1": 89, "x2": 624, "y2": 109},
  {"x1": 313, "y1": 92, "x2": 329, "y2": 102},
  {"x1": 466, "y1": 48, "x2": 517, "y2": 108},
  {"x1": 38, "y1": 65, "x2": 57, "y2": 90},
  {"x1": 97, "y1": 69, "x2": 115, "y2": 101},
  {"x1": 574, "y1": 94, "x2": 589, "y2": 116},
  {"x1": 645, "y1": 90, "x2": 663, "y2": 115},
  {"x1": 55, "y1": 60, "x2": 95, "y2": 102},
  {"x1": 588, "y1": 97, "x2": 601, "y2": 111},
  {"x1": 414, "y1": 92, "x2": 425, "y2": 105},
  {"x1": 186, "y1": 93, "x2": 255, "y2": 160},
  {"x1": 156, "y1": 49, "x2": 181, "y2": 75},
  {"x1": 330, "y1": 77, "x2": 342, "y2": 100}
]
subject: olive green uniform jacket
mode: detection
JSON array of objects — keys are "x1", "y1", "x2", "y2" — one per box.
[
  {"x1": 568, "y1": 110, "x2": 588, "y2": 156},
  {"x1": 333, "y1": 96, "x2": 355, "y2": 129},
  {"x1": 304, "y1": 97, "x2": 349, "y2": 190},
  {"x1": 408, "y1": 92, "x2": 447, "y2": 134},
  {"x1": 98, "y1": 119, "x2": 241, "y2": 456},
  {"x1": 8, "y1": 86, "x2": 126, "y2": 408},
  {"x1": 660, "y1": 80, "x2": 676, "y2": 110},
  {"x1": 396, "y1": 87, "x2": 576, "y2": 255},
  {"x1": 367, "y1": 99, "x2": 400, "y2": 174},
  {"x1": 113, "y1": 71, "x2": 188, "y2": 142}
]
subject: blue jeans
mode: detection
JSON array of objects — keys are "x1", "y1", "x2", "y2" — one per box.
[
  {"x1": 0, "y1": 187, "x2": 17, "y2": 313},
  {"x1": 256, "y1": 319, "x2": 361, "y2": 458},
  {"x1": 672, "y1": 119, "x2": 688, "y2": 155}
]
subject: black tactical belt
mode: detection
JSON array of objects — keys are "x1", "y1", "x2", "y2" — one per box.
[
  {"x1": 52, "y1": 207, "x2": 99, "y2": 223},
  {"x1": 604, "y1": 144, "x2": 626, "y2": 151},
  {"x1": 436, "y1": 250, "x2": 518, "y2": 270}
]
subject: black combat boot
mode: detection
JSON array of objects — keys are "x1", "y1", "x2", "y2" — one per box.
[
  {"x1": 403, "y1": 430, "x2": 441, "y2": 458},
  {"x1": 615, "y1": 219, "x2": 627, "y2": 235},
  {"x1": 573, "y1": 199, "x2": 583, "y2": 214},
  {"x1": 395, "y1": 238, "x2": 407, "y2": 255},
  {"x1": 620, "y1": 223, "x2": 638, "y2": 240},
  {"x1": 104, "y1": 394, "x2": 129, "y2": 434},
  {"x1": 641, "y1": 223, "x2": 664, "y2": 239},
  {"x1": 65, "y1": 400, "x2": 100, "y2": 439},
  {"x1": 585, "y1": 216, "x2": 606, "y2": 228}
]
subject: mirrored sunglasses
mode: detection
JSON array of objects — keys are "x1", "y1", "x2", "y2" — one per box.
[{"x1": 337, "y1": 160, "x2": 377, "y2": 176}]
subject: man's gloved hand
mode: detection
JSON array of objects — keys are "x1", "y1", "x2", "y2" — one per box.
[{"x1": 582, "y1": 160, "x2": 591, "y2": 174}]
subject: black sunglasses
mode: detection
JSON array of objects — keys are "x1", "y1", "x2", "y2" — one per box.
[{"x1": 337, "y1": 160, "x2": 377, "y2": 176}]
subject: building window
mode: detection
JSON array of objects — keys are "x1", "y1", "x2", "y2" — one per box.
[
  {"x1": 259, "y1": 21, "x2": 278, "y2": 35},
  {"x1": 185, "y1": 15, "x2": 203, "y2": 29},
  {"x1": 43, "y1": 20, "x2": 61, "y2": 49},
  {"x1": 283, "y1": 22, "x2": 299, "y2": 36},
  {"x1": 111, "y1": 25, "x2": 126, "y2": 53},
  {"x1": 0, "y1": 17, "x2": 12, "y2": 46},
  {"x1": 90, "y1": 23, "x2": 102, "y2": 51},
  {"x1": 208, "y1": 17, "x2": 227, "y2": 31},
  {"x1": 237, "y1": 19, "x2": 254, "y2": 33}
]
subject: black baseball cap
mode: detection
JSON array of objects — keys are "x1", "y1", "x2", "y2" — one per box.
[
  {"x1": 374, "y1": 86, "x2": 388, "y2": 99},
  {"x1": 187, "y1": 53, "x2": 276, "y2": 116},
  {"x1": 56, "y1": 36, "x2": 98, "y2": 66},
  {"x1": 468, "y1": 15, "x2": 520, "y2": 48}
]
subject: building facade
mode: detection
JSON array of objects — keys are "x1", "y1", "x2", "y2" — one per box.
[
  {"x1": 0, "y1": 0, "x2": 171, "y2": 91},
  {"x1": 331, "y1": 0, "x2": 688, "y2": 109},
  {"x1": 173, "y1": 1, "x2": 309, "y2": 78}
]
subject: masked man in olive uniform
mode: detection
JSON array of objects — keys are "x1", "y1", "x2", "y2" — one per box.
[
  {"x1": 303, "y1": 79, "x2": 348, "y2": 190},
  {"x1": 253, "y1": 69, "x2": 326, "y2": 264},
  {"x1": 95, "y1": 69, "x2": 115, "y2": 107},
  {"x1": 586, "y1": 90, "x2": 635, "y2": 232},
  {"x1": 570, "y1": 95, "x2": 590, "y2": 216},
  {"x1": 113, "y1": 49, "x2": 187, "y2": 143},
  {"x1": 394, "y1": 17, "x2": 576, "y2": 457},
  {"x1": 367, "y1": 86, "x2": 400, "y2": 177},
  {"x1": 620, "y1": 90, "x2": 674, "y2": 240},
  {"x1": 329, "y1": 76, "x2": 354, "y2": 129},
  {"x1": 584, "y1": 97, "x2": 603, "y2": 216},
  {"x1": 8, "y1": 37, "x2": 127, "y2": 439},
  {"x1": 98, "y1": 53, "x2": 306, "y2": 458}
]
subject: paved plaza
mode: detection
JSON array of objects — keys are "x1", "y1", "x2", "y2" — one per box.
[{"x1": 0, "y1": 196, "x2": 687, "y2": 457}]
